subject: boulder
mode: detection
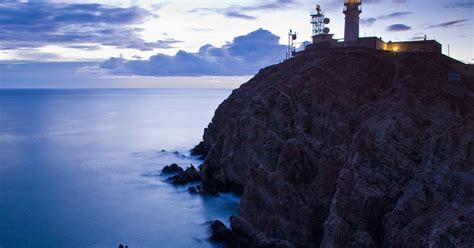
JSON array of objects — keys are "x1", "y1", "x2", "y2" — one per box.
[
  {"x1": 161, "y1": 163, "x2": 184, "y2": 174},
  {"x1": 168, "y1": 165, "x2": 201, "y2": 185},
  {"x1": 188, "y1": 184, "x2": 219, "y2": 196},
  {"x1": 191, "y1": 141, "x2": 208, "y2": 159},
  {"x1": 187, "y1": 185, "x2": 200, "y2": 194},
  {"x1": 209, "y1": 220, "x2": 232, "y2": 243}
]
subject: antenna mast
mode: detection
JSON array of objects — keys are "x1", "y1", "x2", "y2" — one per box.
[
  {"x1": 311, "y1": 4, "x2": 330, "y2": 36},
  {"x1": 286, "y1": 29, "x2": 298, "y2": 60}
]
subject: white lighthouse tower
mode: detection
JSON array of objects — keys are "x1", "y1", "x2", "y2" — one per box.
[{"x1": 343, "y1": 0, "x2": 362, "y2": 42}]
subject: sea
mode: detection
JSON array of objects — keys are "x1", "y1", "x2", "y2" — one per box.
[{"x1": 0, "y1": 89, "x2": 238, "y2": 248}]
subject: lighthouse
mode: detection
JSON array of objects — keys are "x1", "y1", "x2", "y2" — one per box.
[
  {"x1": 343, "y1": 0, "x2": 362, "y2": 42},
  {"x1": 304, "y1": 0, "x2": 442, "y2": 54}
]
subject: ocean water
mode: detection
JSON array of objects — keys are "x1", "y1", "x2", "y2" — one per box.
[{"x1": 0, "y1": 89, "x2": 238, "y2": 248}]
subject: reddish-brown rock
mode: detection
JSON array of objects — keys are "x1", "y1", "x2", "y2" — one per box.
[{"x1": 197, "y1": 48, "x2": 474, "y2": 247}]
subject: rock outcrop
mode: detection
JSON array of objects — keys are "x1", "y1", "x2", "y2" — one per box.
[
  {"x1": 210, "y1": 220, "x2": 232, "y2": 243},
  {"x1": 162, "y1": 163, "x2": 184, "y2": 174},
  {"x1": 168, "y1": 165, "x2": 201, "y2": 185},
  {"x1": 196, "y1": 48, "x2": 474, "y2": 247}
]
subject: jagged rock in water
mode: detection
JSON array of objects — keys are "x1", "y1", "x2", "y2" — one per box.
[
  {"x1": 191, "y1": 141, "x2": 208, "y2": 159},
  {"x1": 210, "y1": 220, "x2": 232, "y2": 243},
  {"x1": 168, "y1": 165, "x2": 201, "y2": 185},
  {"x1": 188, "y1": 185, "x2": 199, "y2": 194},
  {"x1": 162, "y1": 163, "x2": 184, "y2": 174},
  {"x1": 209, "y1": 217, "x2": 293, "y2": 248},
  {"x1": 197, "y1": 49, "x2": 474, "y2": 247},
  {"x1": 188, "y1": 183, "x2": 220, "y2": 196}
]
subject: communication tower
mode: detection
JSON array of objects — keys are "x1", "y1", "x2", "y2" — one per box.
[
  {"x1": 311, "y1": 5, "x2": 330, "y2": 36},
  {"x1": 286, "y1": 29, "x2": 298, "y2": 59}
]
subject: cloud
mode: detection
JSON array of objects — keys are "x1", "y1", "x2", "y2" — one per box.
[
  {"x1": 3, "y1": 50, "x2": 65, "y2": 60},
  {"x1": 361, "y1": 18, "x2": 377, "y2": 27},
  {"x1": 188, "y1": 0, "x2": 297, "y2": 20},
  {"x1": 0, "y1": 60, "x2": 249, "y2": 88},
  {"x1": 224, "y1": 11, "x2": 257, "y2": 20},
  {"x1": 360, "y1": 11, "x2": 412, "y2": 27},
  {"x1": 360, "y1": 10, "x2": 412, "y2": 27},
  {"x1": 0, "y1": 61, "x2": 97, "y2": 87},
  {"x1": 445, "y1": 2, "x2": 474, "y2": 8},
  {"x1": 386, "y1": 24, "x2": 411, "y2": 31},
  {"x1": 410, "y1": 36, "x2": 425, "y2": 40},
  {"x1": 377, "y1": 11, "x2": 412, "y2": 20},
  {"x1": 319, "y1": 0, "x2": 402, "y2": 10},
  {"x1": 409, "y1": 32, "x2": 427, "y2": 40},
  {"x1": 235, "y1": 0, "x2": 297, "y2": 11},
  {"x1": 191, "y1": 28, "x2": 215, "y2": 32},
  {"x1": 296, "y1": 41, "x2": 311, "y2": 52},
  {"x1": 0, "y1": 1, "x2": 169, "y2": 51},
  {"x1": 66, "y1": 45, "x2": 102, "y2": 51},
  {"x1": 457, "y1": 34, "x2": 474, "y2": 38},
  {"x1": 100, "y1": 28, "x2": 287, "y2": 76},
  {"x1": 427, "y1": 19, "x2": 469, "y2": 28}
]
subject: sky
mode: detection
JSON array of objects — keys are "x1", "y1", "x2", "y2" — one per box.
[{"x1": 0, "y1": 0, "x2": 472, "y2": 88}]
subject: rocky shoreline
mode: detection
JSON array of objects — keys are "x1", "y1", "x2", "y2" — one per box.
[
  {"x1": 161, "y1": 162, "x2": 217, "y2": 195},
  {"x1": 163, "y1": 49, "x2": 473, "y2": 247},
  {"x1": 190, "y1": 49, "x2": 473, "y2": 247},
  {"x1": 161, "y1": 161, "x2": 285, "y2": 247}
]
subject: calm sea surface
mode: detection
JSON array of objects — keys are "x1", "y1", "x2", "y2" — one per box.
[{"x1": 0, "y1": 89, "x2": 238, "y2": 248}]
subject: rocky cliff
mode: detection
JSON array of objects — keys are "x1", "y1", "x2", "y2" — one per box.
[{"x1": 196, "y1": 48, "x2": 474, "y2": 247}]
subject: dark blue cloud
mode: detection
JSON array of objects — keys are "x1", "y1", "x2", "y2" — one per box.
[
  {"x1": 236, "y1": 0, "x2": 297, "y2": 11},
  {"x1": 427, "y1": 19, "x2": 469, "y2": 28},
  {"x1": 188, "y1": 0, "x2": 297, "y2": 20},
  {"x1": 361, "y1": 11, "x2": 412, "y2": 27},
  {"x1": 410, "y1": 36, "x2": 426, "y2": 40},
  {"x1": 409, "y1": 32, "x2": 427, "y2": 40},
  {"x1": 321, "y1": 0, "x2": 390, "y2": 10},
  {"x1": 360, "y1": 18, "x2": 377, "y2": 27},
  {"x1": 445, "y1": 2, "x2": 474, "y2": 8},
  {"x1": 100, "y1": 29, "x2": 287, "y2": 76},
  {"x1": 224, "y1": 11, "x2": 257, "y2": 20},
  {"x1": 377, "y1": 11, "x2": 412, "y2": 20},
  {"x1": 0, "y1": 1, "x2": 174, "y2": 51},
  {"x1": 386, "y1": 24, "x2": 412, "y2": 31}
]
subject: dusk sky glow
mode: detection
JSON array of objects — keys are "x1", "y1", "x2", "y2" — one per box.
[{"x1": 0, "y1": 0, "x2": 472, "y2": 88}]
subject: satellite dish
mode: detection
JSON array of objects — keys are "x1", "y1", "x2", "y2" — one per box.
[
  {"x1": 292, "y1": 34, "x2": 297, "y2": 40},
  {"x1": 323, "y1": 27, "x2": 330, "y2": 34},
  {"x1": 323, "y1": 18, "x2": 330, "y2": 24}
]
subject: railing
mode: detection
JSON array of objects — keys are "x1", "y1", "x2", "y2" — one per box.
[
  {"x1": 343, "y1": 3, "x2": 362, "y2": 12},
  {"x1": 344, "y1": 0, "x2": 362, "y2": 4}
]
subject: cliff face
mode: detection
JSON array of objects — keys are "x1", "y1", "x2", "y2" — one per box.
[{"x1": 198, "y1": 49, "x2": 474, "y2": 247}]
